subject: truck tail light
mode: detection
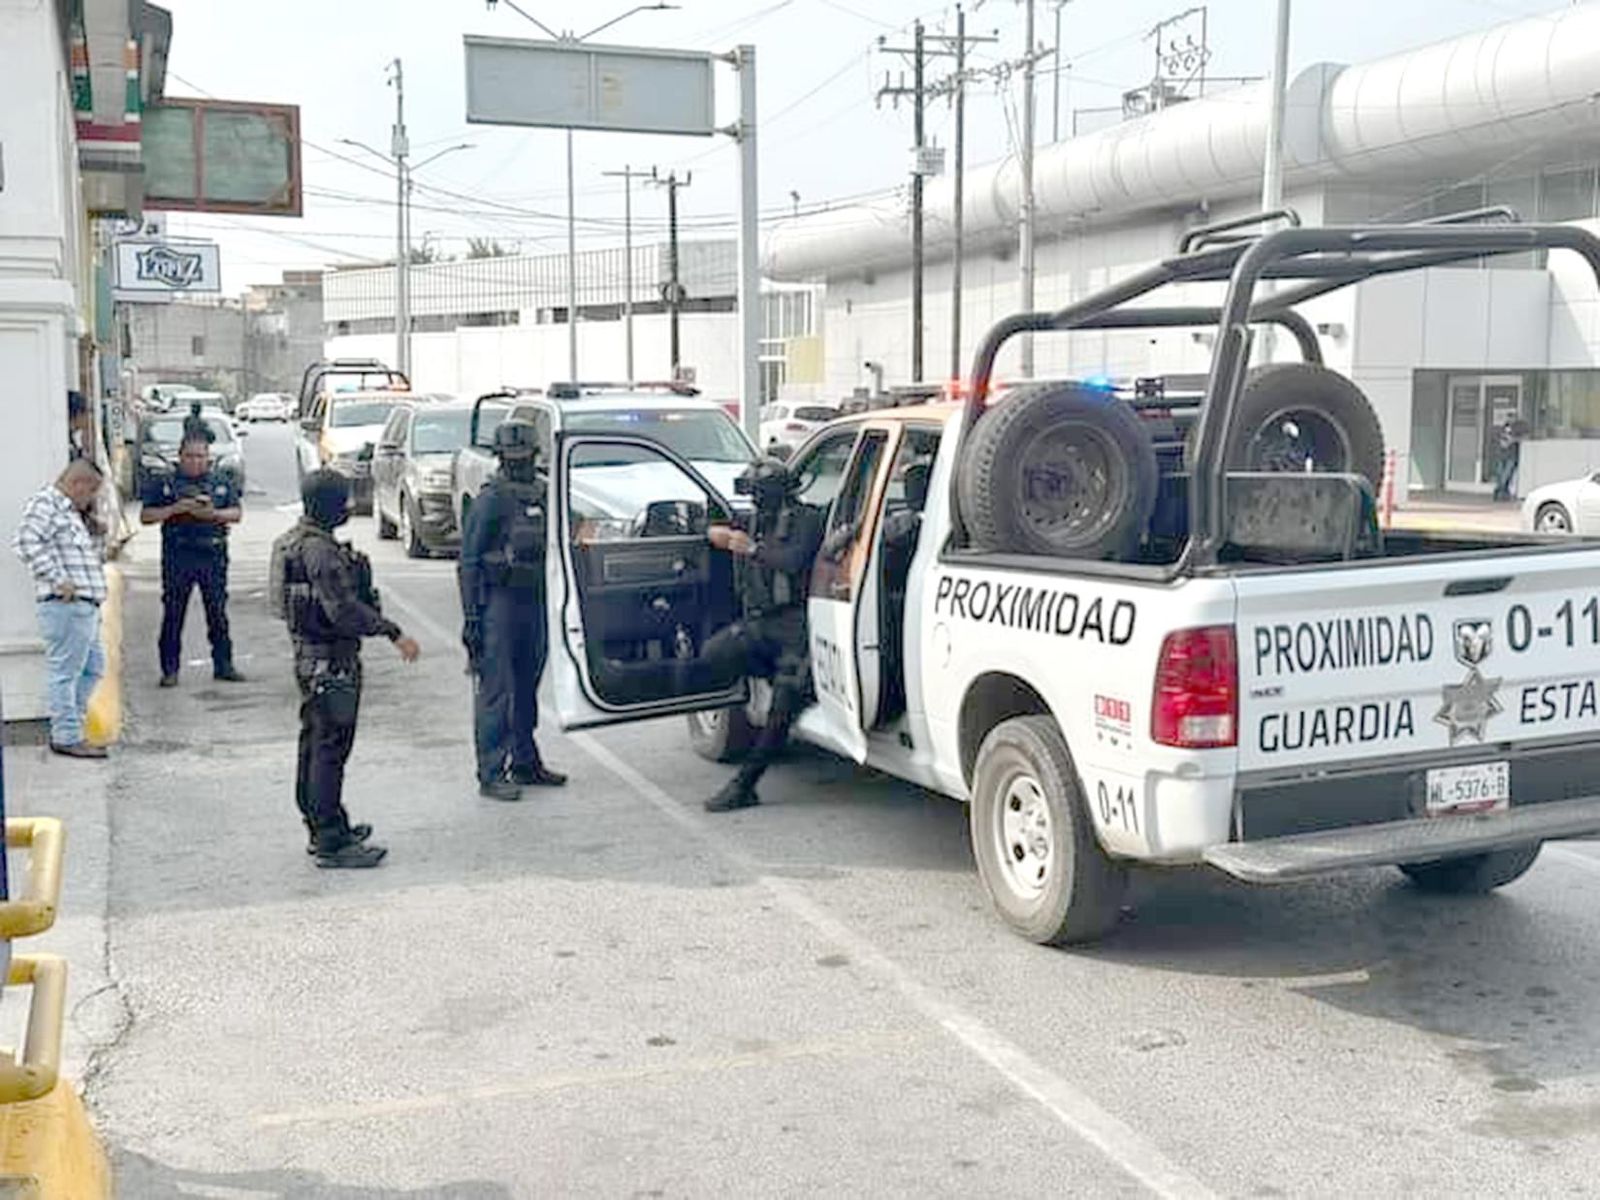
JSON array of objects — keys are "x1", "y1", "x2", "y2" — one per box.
[
  {"x1": 785, "y1": 422, "x2": 806, "y2": 432},
  {"x1": 1152, "y1": 625, "x2": 1237, "y2": 749}
]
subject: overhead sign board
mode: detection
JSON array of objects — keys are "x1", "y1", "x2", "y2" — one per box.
[
  {"x1": 113, "y1": 240, "x2": 222, "y2": 300},
  {"x1": 463, "y1": 36, "x2": 716, "y2": 137},
  {"x1": 142, "y1": 98, "x2": 302, "y2": 216}
]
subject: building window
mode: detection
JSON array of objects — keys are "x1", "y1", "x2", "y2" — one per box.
[
  {"x1": 191, "y1": 335, "x2": 206, "y2": 357},
  {"x1": 1541, "y1": 166, "x2": 1598, "y2": 223},
  {"x1": 1536, "y1": 370, "x2": 1600, "y2": 440}
]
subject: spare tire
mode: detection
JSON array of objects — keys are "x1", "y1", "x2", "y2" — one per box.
[
  {"x1": 959, "y1": 383, "x2": 1159, "y2": 559},
  {"x1": 1226, "y1": 363, "x2": 1385, "y2": 491}
]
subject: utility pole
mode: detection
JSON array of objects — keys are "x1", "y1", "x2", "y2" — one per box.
[
  {"x1": 879, "y1": 23, "x2": 945, "y2": 383},
  {"x1": 732, "y1": 44, "x2": 760, "y2": 442},
  {"x1": 1051, "y1": 0, "x2": 1071, "y2": 145},
  {"x1": 926, "y1": 11, "x2": 996, "y2": 385},
  {"x1": 651, "y1": 169, "x2": 692, "y2": 378},
  {"x1": 1019, "y1": 0, "x2": 1037, "y2": 378},
  {"x1": 601, "y1": 164, "x2": 649, "y2": 382},
  {"x1": 389, "y1": 58, "x2": 410, "y2": 378},
  {"x1": 1262, "y1": 0, "x2": 1291, "y2": 215}
]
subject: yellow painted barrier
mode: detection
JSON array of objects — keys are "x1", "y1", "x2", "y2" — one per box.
[
  {"x1": 0, "y1": 956, "x2": 65, "y2": 1104},
  {"x1": 0, "y1": 821, "x2": 64, "y2": 941},
  {"x1": 84, "y1": 564, "x2": 122, "y2": 747},
  {"x1": 0, "y1": 1079, "x2": 110, "y2": 1199}
]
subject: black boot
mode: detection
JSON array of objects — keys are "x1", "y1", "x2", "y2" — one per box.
[
  {"x1": 479, "y1": 779, "x2": 524, "y2": 802},
  {"x1": 314, "y1": 835, "x2": 387, "y2": 869},
  {"x1": 305, "y1": 822, "x2": 373, "y2": 856},
  {"x1": 510, "y1": 763, "x2": 567, "y2": 787},
  {"x1": 705, "y1": 776, "x2": 760, "y2": 813}
]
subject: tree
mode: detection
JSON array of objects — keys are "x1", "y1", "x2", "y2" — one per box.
[{"x1": 466, "y1": 238, "x2": 516, "y2": 259}]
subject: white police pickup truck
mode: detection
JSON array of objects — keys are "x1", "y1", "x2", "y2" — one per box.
[{"x1": 538, "y1": 214, "x2": 1600, "y2": 944}]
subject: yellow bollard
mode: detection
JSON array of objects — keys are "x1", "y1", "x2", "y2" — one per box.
[
  {"x1": 0, "y1": 1078, "x2": 111, "y2": 1199},
  {"x1": 84, "y1": 565, "x2": 122, "y2": 748}
]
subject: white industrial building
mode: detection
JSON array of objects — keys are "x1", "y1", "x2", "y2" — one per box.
[
  {"x1": 763, "y1": 4, "x2": 1600, "y2": 500},
  {"x1": 323, "y1": 240, "x2": 823, "y2": 408}
]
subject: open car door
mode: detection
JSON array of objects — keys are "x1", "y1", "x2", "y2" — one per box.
[
  {"x1": 802, "y1": 425, "x2": 894, "y2": 763},
  {"x1": 547, "y1": 432, "x2": 749, "y2": 730}
]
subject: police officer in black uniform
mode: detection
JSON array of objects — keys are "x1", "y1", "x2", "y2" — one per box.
[
  {"x1": 459, "y1": 420, "x2": 568, "y2": 802},
  {"x1": 701, "y1": 457, "x2": 826, "y2": 813},
  {"x1": 277, "y1": 469, "x2": 421, "y2": 868},
  {"x1": 140, "y1": 427, "x2": 243, "y2": 686}
]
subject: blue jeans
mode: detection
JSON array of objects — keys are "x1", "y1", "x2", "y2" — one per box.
[{"x1": 36, "y1": 600, "x2": 104, "y2": 746}]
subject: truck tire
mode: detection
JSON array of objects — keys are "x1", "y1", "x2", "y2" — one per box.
[
  {"x1": 969, "y1": 715, "x2": 1127, "y2": 945},
  {"x1": 1226, "y1": 364, "x2": 1385, "y2": 490},
  {"x1": 1398, "y1": 843, "x2": 1541, "y2": 894},
  {"x1": 686, "y1": 706, "x2": 758, "y2": 763},
  {"x1": 958, "y1": 383, "x2": 1158, "y2": 559}
]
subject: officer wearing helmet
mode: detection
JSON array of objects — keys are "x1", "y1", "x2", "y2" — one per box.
[
  {"x1": 272, "y1": 469, "x2": 421, "y2": 868},
  {"x1": 459, "y1": 419, "x2": 568, "y2": 801},
  {"x1": 699, "y1": 455, "x2": 826, "y2": 813}
]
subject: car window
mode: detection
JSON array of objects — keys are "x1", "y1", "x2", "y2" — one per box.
[
  {"x1": 884, "y1": 426, "x2": 942, "y2": 511},
  {"x1": 330, "y1": 400, "x2": 401, "y2": 428},
  {"x1": 794, "y1": 406, "x2": 838, "y2": 423},
  {"x1": 791, "y1": 428, "x2": 860, "y2": 508},
  {"x1": 378, "y1": 410, "x2": 408, "y2": 446},
  {"x1": 827, "y1": 430, "x2": 889, "y2": 543},
  {"x1": 412, "y1": 409, "x2": 473, "y2": 455},
  {"x1": 144, "y1": 415, "x2": 235, "y2": 447},
  {"x1": 563, "y1": 408, "x2": 752, "y2": 464}
]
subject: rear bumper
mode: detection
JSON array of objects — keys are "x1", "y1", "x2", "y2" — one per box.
[
  {"x1": 1202, "y1": 739, "x2": 1600, "y2": 881},
  {"x1": 1205, "y1": 796, "x2": 1600, "y2": 882}
]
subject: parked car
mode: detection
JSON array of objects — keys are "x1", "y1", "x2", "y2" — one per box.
[
  {"x1": 453, "y1": 384, "x2": 758, "y2": 537},
  {"x1": 372, "y1": 400, "x2": 475, "y2": 557},
  {"x1": 236, "y1": 392, "x2": 292, "y2": 422},
  {"x1": 295, "y1": 389, "x2": 423, "y2": 513},
  {"x1": 134, "y1": 407, "x2": 247, "y2": 496},
  {"x1": 1521, "y1": 472, "x2": 1600, "y2": 534},
  {"x1": 758, "y1": 401, "x2": 841, "y2": 452}
]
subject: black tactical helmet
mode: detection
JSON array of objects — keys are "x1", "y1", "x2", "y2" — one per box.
[
  {"x1": 735, "y1": 457, "x2": 796, "y2": 511},
  {"x1": 302, "y1": 468, "x2": 352, "y2": 529},
  {"x1": 493, "y1": 420, "x2": 540, "y2": 462}
]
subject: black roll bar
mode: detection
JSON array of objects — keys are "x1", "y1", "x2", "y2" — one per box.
[{"x1": 961, "y1": 219, "x2": 1600, "y2": 573}]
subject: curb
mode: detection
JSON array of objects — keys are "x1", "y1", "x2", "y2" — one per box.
[{"x1": 84, "y1": 565, "x2": 123, "y2": 748}]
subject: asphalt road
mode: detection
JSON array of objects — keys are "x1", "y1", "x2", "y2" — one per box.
[{"x1": 84, "y1": 423, "x2": 1600, "y2": 1197}]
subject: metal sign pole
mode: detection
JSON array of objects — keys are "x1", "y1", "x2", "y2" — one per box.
[{"x1": 734, "y1": 44, "x2": 761, "y2": 441}]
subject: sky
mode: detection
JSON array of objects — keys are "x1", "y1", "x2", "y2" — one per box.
[{"x1": 148, "y1": 0, "x2": 1581, "y2": 294}]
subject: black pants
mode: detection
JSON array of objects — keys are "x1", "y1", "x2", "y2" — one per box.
[
  {"x1": 701, "y1": 614, "x2": 811, "y2": 789},
  {"x1": 295, "y1": 656, "x2": 362, "y2": 844},
  {"x1": 160, "y1": 547, "x2": 233, "y2": 677},
  {"x1": 474, "y1": 589, "x2": 547, "y2": 784}
]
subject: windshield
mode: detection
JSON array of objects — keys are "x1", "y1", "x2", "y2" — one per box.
[
  {"x1": 475, "y1": 402, "x2": 512, "y2": 447},
  {"x1": 412, "y1": 409, "x2": 472, "y2": 454},
  {"x1": 145, "y1": 416, "x2": 235, "y2": 448},
  {"x1": 565, "y1": 409, "x2": 752, "y2": 465},
  {"x1": 794, "y1": 406, "x2": 838, "y2": 422},
  {"x1": 330, "y1": 401, "x2": 400, "y2": 428}
]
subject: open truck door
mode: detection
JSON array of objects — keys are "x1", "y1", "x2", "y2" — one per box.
[{"x1": 546, "y1": 433, "x2": 749, "y2": 730}]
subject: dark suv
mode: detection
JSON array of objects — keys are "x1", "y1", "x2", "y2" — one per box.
[{"x1": 371, "y1": 400, "x2": 474, "y2": 557}]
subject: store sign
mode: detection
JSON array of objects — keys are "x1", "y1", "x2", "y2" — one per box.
[{"x1": 113, "y1": 240, "x2": 221, "y2": 300}]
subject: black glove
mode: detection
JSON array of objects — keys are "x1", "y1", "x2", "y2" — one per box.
[{"x1": 463, "y1": 615, "x2": 484, "y2": 673}]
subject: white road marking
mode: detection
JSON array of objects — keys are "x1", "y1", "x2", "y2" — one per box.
[
  {"x1": 379, "y1": 586, "x2": 1218, "y2": 1199},
  {"x1": 256, "y1": 1032, "x2": 918, "y2": 1127}
]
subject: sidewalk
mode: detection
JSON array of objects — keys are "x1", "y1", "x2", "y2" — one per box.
[{"x1": 1388, "y1": 494, "x2": 1524, "y2": 534}]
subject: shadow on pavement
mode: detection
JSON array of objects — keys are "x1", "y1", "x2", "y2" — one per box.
[{"x1": 114, "y1": 1149, "x2": 512, "y2": 1198}]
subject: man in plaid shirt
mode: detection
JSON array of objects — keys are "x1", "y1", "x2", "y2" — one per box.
[{"x1": 12, "y1": 459, "x2": 110, "y2": 758}]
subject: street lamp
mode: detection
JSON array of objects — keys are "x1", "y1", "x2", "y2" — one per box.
[
  {"x1": 486, "y1": 1, "x2": 680, "y2": 381},
  {"x1": 337, "y1": 136, "x2": 473, "y2": 377}
]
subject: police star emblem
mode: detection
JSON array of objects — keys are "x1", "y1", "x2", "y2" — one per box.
[{"x1": 1435, "y1": 618, "x2": 1502, "y2": 744}]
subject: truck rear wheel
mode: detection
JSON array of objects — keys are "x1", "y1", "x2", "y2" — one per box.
[
  {"x1": 958, "y1": 383, "x2": 1158, "y2": 560},
  {"x1": 687, "y1": 707, "x2": 757, "y2": 763},
  {"x1": 1398, "y1": 843, "x2": 1541, "y2": 894},
  {"x1": 1226, "y1": 364, "x2": 1385, "y2": 491},
  {"x1": 970, "y1": 715, "x2": 1126, "y2": 945}
]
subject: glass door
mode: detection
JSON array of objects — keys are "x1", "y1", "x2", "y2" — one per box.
[{"x1": 1446, "y1": 377, "x2": 1487, "y2": 491}]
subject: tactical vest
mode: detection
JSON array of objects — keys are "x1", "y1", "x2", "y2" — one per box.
[
  {"x1": 484, "y1": 481, "x2": 546, "y2": 589},
  {"x1": 739, "y1": 505, "x2": 806, "y2": 616}
]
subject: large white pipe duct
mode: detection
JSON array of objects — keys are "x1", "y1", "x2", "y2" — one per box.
[{"x1": 764, "y1": 5, "x2": 1600, "y2": 280}]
